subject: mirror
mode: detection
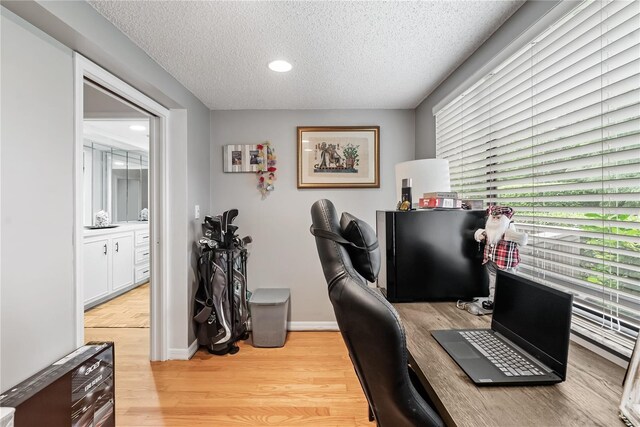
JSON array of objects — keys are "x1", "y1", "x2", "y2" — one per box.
[
  {"x1": 83, "y1": 81, "x2": 150, "y2": 226},
  {"x1": 111, "y1": 148, "x2": 148, "y2": 222},
  {"x1": 83, "y1": 142, "x2": 149, "y2": 225}
]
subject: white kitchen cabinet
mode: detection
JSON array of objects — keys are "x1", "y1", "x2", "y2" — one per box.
[
  {"x1": 83, "y1": 223, "x2": 148, "y2": 309},
  {"x1": 83, "y1": 238, "x2": 110, "y2": 302},
  {"x1": 111, "y1": 234, "x2": 134, "y2": 292},
  {"x1": 135, "y1": 229, "x2": 150, "y2": 246},
  {"x1": 135, "y1": 264, "x2": 151, "y2": 284},
  {"x1": 134, "y1": 229, "x2": 150, "y2": 283}
]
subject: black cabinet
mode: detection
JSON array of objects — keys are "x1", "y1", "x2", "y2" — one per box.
[{"x1": 376, "y1": 209, "x2": 488, "y2": 302}]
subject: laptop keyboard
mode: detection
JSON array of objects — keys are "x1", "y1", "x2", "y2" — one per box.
[{"x1": 460, "y1": 331, "x2": 546, "y2": 377}]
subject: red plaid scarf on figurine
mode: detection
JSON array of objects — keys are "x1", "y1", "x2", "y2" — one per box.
[{"x1": 483, "y1": 238, "x2": 520, "y2": 269}]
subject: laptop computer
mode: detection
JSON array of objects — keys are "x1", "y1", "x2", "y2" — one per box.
[{"x1": 432, "y1": 270, "x2": 573, "y2": 386}]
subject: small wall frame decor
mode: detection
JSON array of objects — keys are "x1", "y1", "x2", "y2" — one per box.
[
  {"x1": 297, "y1": 126, "x2": 380, "y2": 188},
  {"x1": 223, "y1": 144, "x2": 260, "y2": 173},
  {"x1": 620, "y1": 335, "x2": 640, "y2": 426}
]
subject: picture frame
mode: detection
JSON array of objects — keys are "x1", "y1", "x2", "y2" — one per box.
[
  {"x1": 620, "y1": 335, "x2": 640, "y2": 426},
  {"x1": 223, "y1": 144, "x2": 260, "y2": 173},
  {"x1": 297, "y1": 126, "x2": 380, "y2": 188}
]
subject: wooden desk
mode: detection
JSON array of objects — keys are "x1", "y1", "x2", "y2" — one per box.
[{"x1": 394, "y1": 302, "x2": 625, "y2": 427}]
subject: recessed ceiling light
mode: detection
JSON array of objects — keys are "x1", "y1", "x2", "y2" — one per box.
[
  {"x1": 268, "y1": 60, "x2": 292, "y2": 73},
  {"x1": 129, "y1": 125, "x2": 146, "y2": 131}
]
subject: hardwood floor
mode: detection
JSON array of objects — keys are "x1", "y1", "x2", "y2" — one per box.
[
  {"x1": 85, "y1": 283, "x2": 150, "y2": 328},
  {"x1": 84, "y1": 329, "x2": 369, "y2": 426},
  {"x1": 84, "y1": 285, "x2": 369, "y2": 426}
]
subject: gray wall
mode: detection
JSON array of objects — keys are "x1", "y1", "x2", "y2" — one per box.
[
  {"x1": 415, "y1": 0, "x2": 562, "y2": 159},
  {"x1": 210, "y1": 110, "x2": 415, "y2": 326},
  {"x1": 167, "y1": 109, "x2": 189, "y2": 348},
  {"x1": 1, "y1": 8, "x2": 75, "y2": 391},
  {"x1": 186, "y1": 106, "x2": 211, "y2": 345},
  {"x1": 1, "y1": 0, "x2": 211, "y2": 389}
]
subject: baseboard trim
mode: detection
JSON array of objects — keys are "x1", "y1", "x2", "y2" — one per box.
[
  {"x1": 287, "y1": 321, "x2": 339, "y2": 331},
  {"x1": 168, "y1": 340, "x2": 199, "y2": 360},
  {"x1": 84, "y1": 280, "x2": 148, "y2": 311},
  {"x1": 168, "y1": 326, "x2": 337, "y2": 359},
  {"x1": 188, "y1": 339, "x2": 199, "y2": 358}
]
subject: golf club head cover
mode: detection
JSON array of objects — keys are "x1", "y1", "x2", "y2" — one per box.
[
  {"x1": 221, "y1": 209, "x2": 238, "y2": 233},
  {"x1": 207, "y1": 216, "x2": 223, "y2": 243},
  {"x1": 227, "y1": 208, "x2": 239, "y2": 224}
]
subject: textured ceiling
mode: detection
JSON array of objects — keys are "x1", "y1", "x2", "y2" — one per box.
[{"x1": 88, "y1": 0, "x2": 524, "y2": 110}]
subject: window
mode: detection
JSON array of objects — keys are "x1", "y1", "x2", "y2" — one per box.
[{"x1": 435, "y1": 0, "x2": 640, "y2": 357}]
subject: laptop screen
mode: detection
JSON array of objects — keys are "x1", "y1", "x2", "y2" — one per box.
[{"x1": 492, "y1": 271, "x2": 573, "y2": 378}]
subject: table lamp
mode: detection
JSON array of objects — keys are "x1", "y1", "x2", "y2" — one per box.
[{"x1": 395, "y1": 159, "x2": 451, "y2": 209}]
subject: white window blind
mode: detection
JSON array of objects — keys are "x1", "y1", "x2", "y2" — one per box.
[{"x1": 436, "y1": 0, "x2": 640, "y2": 357}]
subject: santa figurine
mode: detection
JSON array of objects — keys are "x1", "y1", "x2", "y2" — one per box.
[{"x1": 474, "y1": 206, "x2": 528, "y2": 310}]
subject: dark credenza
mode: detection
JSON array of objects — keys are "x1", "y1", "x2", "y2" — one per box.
[{"x1": 376, "y1": 209, "x2": 488, "y2": 302}]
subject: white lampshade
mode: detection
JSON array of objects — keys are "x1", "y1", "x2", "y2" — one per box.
[{"x1": 395, "y1": 159, "x2": 451, "y2": 206}]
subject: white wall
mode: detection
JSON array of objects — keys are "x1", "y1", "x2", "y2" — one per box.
[
  {"x1": 1, "y1": 8, "x2": 75, "y2": 391},
  {"x1": 415, "y1": 0, "x2": 562, "y2": 158},
  {"x1": 210, "y1": 109, "x2": 415, "y2": 327}
]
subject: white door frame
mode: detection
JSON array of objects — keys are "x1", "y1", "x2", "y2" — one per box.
[{"x1": 73, "y1": 53, "x2": 169, "y2": 361}]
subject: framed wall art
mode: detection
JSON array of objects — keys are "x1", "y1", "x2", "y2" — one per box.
[
  {"x1": 223, "y1": 144, "x2": 260, "y2": 173},
  {"x1": 297, "y1": 126, "x2": 380, "y2": 188}
]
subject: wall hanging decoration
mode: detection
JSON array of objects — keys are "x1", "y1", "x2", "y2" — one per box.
[
  {"x1": 223, "y1": 144, "x2": 260, "y2": 172},
  {"x1": 297, "y1": 126, "x2": 380, "y2": 188},
  {"x1": 256, "y1": 141, "x2": 276, "y2": 197}
]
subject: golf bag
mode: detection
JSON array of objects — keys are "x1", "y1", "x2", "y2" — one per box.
[{"x1": 194, "y1": 209, "x2": 251, "y2": 355}]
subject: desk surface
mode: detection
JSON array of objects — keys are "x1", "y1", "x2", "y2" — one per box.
[{"x1": 394, "y1": 302, "x2": 625, "y2": 427}]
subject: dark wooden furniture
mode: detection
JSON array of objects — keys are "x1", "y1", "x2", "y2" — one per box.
[
  {"x1": 394, "y1": 302, "x2": 625, "y2": 427},
  {"x1": 376, "y1": 210, "x2": 487, "y2": 302}
]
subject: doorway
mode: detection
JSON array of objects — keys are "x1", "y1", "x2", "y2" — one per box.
[
  {"x1": 82, "y1": 84, "x2": 152, "y2": 349},
  {"x1": 74, "y1": 54, "x2": 169, "y2": 360}
]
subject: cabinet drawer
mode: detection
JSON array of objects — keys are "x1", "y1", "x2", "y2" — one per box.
[
  {"x1": 135, "y1": 230, "x2": 150, "y2": 246},
  {"x1": 135, "y1": 263, "x2": 150, "y2": 283},
  {"x1": 135, "y1": 246, "x2": 151, "y2": 264}
]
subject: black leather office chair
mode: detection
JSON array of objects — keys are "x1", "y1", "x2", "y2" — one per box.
[{"x1": 310, "y1": 199, "x2": 444, "y2": 427}]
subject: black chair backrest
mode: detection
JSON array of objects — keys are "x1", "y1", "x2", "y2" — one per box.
[{"x1": 310, "y1": 199, "x2": 443, "y2": 427}]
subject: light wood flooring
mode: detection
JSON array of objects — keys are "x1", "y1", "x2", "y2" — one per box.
[
  {"x1": 84, "y1": 285, "x2": 369, "y2": 426},
  {"x1": 85, "y1": 283, "x2": 150, "y2": 328}
]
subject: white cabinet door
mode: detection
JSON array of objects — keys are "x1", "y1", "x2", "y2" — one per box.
[
  {"x1": 112, "y1": 234, "x2": 134, "y2": 292},
  {"x1": 84, "y1": 239, "x2": 110, "y2": 303}
]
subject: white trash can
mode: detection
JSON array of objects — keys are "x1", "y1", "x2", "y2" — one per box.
[{"x1": 249, "y1": 288, "x2": 290, "y2": 347}]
